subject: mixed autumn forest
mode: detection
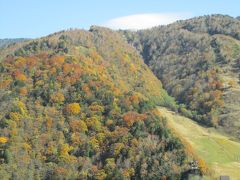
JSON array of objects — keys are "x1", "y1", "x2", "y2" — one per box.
[{"x1": 0, "y1": 14, "x2": 240, "y2": 179}]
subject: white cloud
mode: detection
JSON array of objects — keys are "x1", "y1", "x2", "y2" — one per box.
[{"x1": 104, "y1": 13, "x2": 192, "y2": 30}]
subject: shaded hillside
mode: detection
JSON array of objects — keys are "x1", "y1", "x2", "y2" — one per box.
[
  {"x1": 0, "y1": 38, "x2": 29, "y2": 48},
  {"x1": 124, "y1": 14, "x2": 240, "y2": 138},
  {"x1": 0, "y1": 27, "x2": 186, "y2": 179}
]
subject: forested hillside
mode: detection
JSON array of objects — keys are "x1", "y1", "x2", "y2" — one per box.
[
  {"x1": 0, "y1": 38, "x2": 29, "y2": 48},
  {"x1": 0, "y1": 27, "x2": 187, "y2": 179},
  {"x1": 124, "y1": 15, "x2": 240, "y2": 138}
]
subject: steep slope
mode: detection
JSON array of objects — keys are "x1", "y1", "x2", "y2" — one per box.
[
  {"x1": 158, "y1": 107, "x2": 240, "y2": 179},
  {"x1": 124, "y1": 14, "x2": 240, "y2": 138},
  {"x1": 0, "y1": 27, "x2": 185, "y2": 179}
]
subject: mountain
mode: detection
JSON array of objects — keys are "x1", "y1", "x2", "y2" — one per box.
[
  {"x1": 0, "y1": 27, "x2": 187, "y2": 179},
  {"x1": 123, "y1": 14, "x2": 240, "y2": 139},
  {"x1": 0, "y1": 38, "x2": 29, "y2": 48}
]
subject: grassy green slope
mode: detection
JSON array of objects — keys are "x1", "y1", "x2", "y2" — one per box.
[{"x1": 158, "y1": 107, "x2": 240, "y2": 179}]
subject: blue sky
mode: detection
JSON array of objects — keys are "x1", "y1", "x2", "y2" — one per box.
[{"x1": 0, "y1": 0, "x2": 239, "y2": 38}]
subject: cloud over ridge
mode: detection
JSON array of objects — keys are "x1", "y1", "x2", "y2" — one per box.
[{"x1": 104, "y1": 13, "x2": 192, "y2": 30}]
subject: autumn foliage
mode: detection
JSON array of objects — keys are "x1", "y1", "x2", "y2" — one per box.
[
  {"x1": 13, "y1": 71, "x2": 27, "y2": 81},
  {"x1": 197, "y1": 158, "x2": 209, "y2": 175},
  {"x1": 0, "y1": 28, "x2": 186, "y2": 179},
  {"x1": 0, "y1": 137, "x2": 8, "y2": 144},
  {"x1": 65, "y1": 103, "x2": 81, "y2": 115},
  {"x1": 50, "y1": 92, "x2": 65, "y2": 104},
  {"x1": 123, "y1": 111, "x2": 147, "y2": 127}
]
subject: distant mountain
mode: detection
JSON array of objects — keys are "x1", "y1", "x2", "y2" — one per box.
[
  {"x1": 0, "y1": 27, "x2": 186, "y2": 179},
  {"x1": 124, "y1": 14, "x2": 240, "y2": 138},
  {"x1": 0, "y1": 38, "x2": 29, "y2": 48}
]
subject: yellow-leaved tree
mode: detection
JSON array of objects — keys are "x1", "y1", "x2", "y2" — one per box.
[
  {"x1": 0, "y1": 137, "x2": 8, "y2": 144},
  {"x1": 65, "y1": 103, "x2": 81, "y2": 115}
]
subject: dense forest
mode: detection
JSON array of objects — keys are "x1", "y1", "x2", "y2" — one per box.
[
  {"x1": 1, "y1": 14, "x2": 239, "y2": 179},
  {"x1": 123, "y1": 14, "x2": 240, "y2": 138},
  {"x1": 0, "y1": 27, "x2": 189, "y2": 179}
]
